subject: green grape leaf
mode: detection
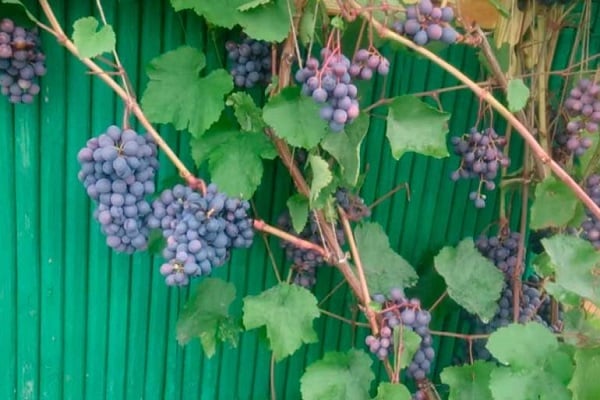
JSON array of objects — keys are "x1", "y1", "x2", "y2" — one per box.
[
  {"x1": 386, "y1": 95, "x2": 450, "y2": 160},
  {"x1": 486, "y1": 323, "x2": 558, "y2": 368},
  {"x1": 530, "y1": 175, "x2": 579, "y2": 229},
  {"x1": 263, "y1": 87, "x2": 328, "y2": 148},
  {"x1": 238, "y1": 0, "x2": 271, "y2": 11},
  {"x1": 298, "y1": 1, "x2": 317, "y2": 46},
  {"x1": 170, "y1": 0, "x2": 291, "y2": 41},
  {"x1": 373, "y1": 383, "x2": 411, "y2": 400},
  {"x1": 434, "y1": 238, "x2": 504, "y2": 322},
  {"x1": 321, "y1": 113, "x2": 369, "y2": 186},
  {"x1": 71, "y1": 17, "x2": 116, "y2": 58},
  {"x1": 354, "y1": 222, "x2": 418, "y2": 294},
  {"x1": 243, "y1": 283, "x2": 319, "y2": 361},
  {"x1": 562, "y1": 308, "x2": 600, "y2": 348},
  {"x1": 226, "y1": 92, "x2": 266, "y2": 132},
  {"x1": 395, "y1": 327, "x2": 421, "y2": 369},
  {"x1": 542, "y1": 234, "x2": 600, "y2": 306},
  {"x1": 506, "y1": 79, "x2": 530, "y2": 112},
  {"x1": 440, "y1": 361, "x2": 496, "y2": 400},
  {"x1": 141, "y1": 46, "x2": 233, "y2": 138},
  {"x1": 190, "y1": 119, "x2": 276, "y2": 198},
  {"x1": 176, "y1": 278, "x2": 241, "y2": 358},
  {"x1": 308, "y1": 154, "x2": 333, "y2": 205},
  {"x1": 569, "y1": 347, "x2": 600, "y2": 399},
  {"x1": 300, "y1": 349, "x2": 374, "y2": 400},
  {"x1": 287, "y1": 194, "x2": 309, "y2": 233}
]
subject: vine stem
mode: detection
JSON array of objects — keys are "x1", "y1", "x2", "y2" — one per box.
[
  {"x1": 319, "y1": 308, "x2": 370, "y2": 327},
  {"x1": 428, "y1": 330, "x2": 490, "y2": 340},
  {"x1": 37, "y1": 0, "x2": 195, "y2": 182},
  {"x1": 252, "y1": 219, "x2": 328, "y2": 256},
  {"x1": 346, "y1": 0, "x2": 600, "y2": 222}
]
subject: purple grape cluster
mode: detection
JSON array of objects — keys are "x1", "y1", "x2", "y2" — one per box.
[
  {"x1": 579, "y1": 174, "x2": 600, "y2": 248},
  {"x1": 475, "y1": 230, "x2": 520, "y2": 279},
  {"x1": 450, "y1": 127, "x2": 510, "y2": 208},
  {"x1": 365, "y1": 289, "x2": 435, "y2": 381},
  {"x1": 335, "y1": 188, "x2": 371, "y2": 221},
  {"x1": 295, "y1": 49, "x2": 360, "y2": 132},
  {"x1": 391, "y1": 0, "x2": 459, "y2": 46},
  {"x1": 77, "y1": 126, "x2": 159, "y2": 253},
  {"x1": 349, "y1": 48, "x2": 390, "y2": 80},
  {"x1": 148, "y1": 184, "x2": 254, "y2": 286},
  {"x1": 226, "y1": 37, "x2": 271, "y2": 88},
  {"x1": 555, "y1": 78, "x2": 600, "y2": 156},
  {"x1": 0, "y1": 18, "x2": 46, "y2": 104}
]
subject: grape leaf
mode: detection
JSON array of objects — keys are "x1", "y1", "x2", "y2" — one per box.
[
  {"x1": 170, "y1": 0, "x2": 291, "y2": 41},
  {"x1": 395, "y1": 327, "x2": 421, "y2": 369},
  {"x1": 321, "y1": 113, "x2": 369, "y2": 186},
  {"x1": 287, "y1": 194, "x2": 309, "y2": 233},
  {"x1": 300, "y1": 349, "x2": 374, "y2": 400},
  {"x1": 373, "y1": 383, "x2": 411, "y2": 400},
  {"x1": 542, "y1": 235, "x2": 600, "y2": 306},
  {"x1": 506, "y1": 79, "x2": 530, "y2": 112},
  {"x1": 386, "y1": 95, "x2": 450, "y2": 160},
  {"x1": 72, "y1": 17, "x2": 116, "y2": 58},
  {"x1": 487, "y1": 323, "x2": 558, "y2": 368},
  {"x1": 440, "y1": 361, "x2": 496, "y2": 400},
  {"x1": 190, "y1": 119, "x2": 276, "y2": 199},
  {"x1": 308, "y1": 155, "x2": 332, "y2": 205},
  {"x1": 238, "y1": 0, "x2": 271, "y2": 11},
  {"x1": 562, "y1": 308, "x2": 600, "y2": 348},
  {"x1": 176, "y1": 278, "x2": 241, "y2": 358},
  {"x1": 141, "y1": 46, "x2": 233, "y2": 138},
  {"x1": 434, "y1": 238, "x2": 504, "y2": 322},
  {"x1": 226, "y1": 92, "x2": 266, "y2": 132},
  {"x1": 354, "y1": 222, "x2": 418, "y2": 295},
  {"x1": 530, "y1": 175, "x2": 579, "y2": 229},
  {"x1": 263, "y1": 87, "x2": 328, "y2": 149},
  {"x1": 243, "y1": 283, "x2": 319, "y2": 361},
  {"x1": 569, "y1": 347, "x2": 600, "y2": 400}
]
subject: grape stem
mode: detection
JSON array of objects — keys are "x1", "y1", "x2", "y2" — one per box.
[
  {"x1": 346, "y1": 0, "x2": 600, "y2": 222},
  {"x1": 252, "y1": 219, "x2": 328, "y2": 256},
  {"x1": 37, "y1": 0, "x2": 196, "y2": 183}
]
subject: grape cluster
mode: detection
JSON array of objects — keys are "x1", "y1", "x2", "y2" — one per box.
[
  {"x1": 0, "y1": 18, "x2": 46, "y2": 104},
  {"x1": 555, "y1": 78, "x2": 600, "y2": 156},
  {"x1": 295, "y1": 49, "x2": 360, "y2": 132},
  {"x1": 226, "y1": 37, "x2": 271, "y2": 88},
  {"x1": 335, "y1": 188, "x2": 371, "y2": 221},
  {"x1": 450, "y1": 127, "x2": 510, "y2": 208},
  {"x1": 365, "y1": 289, "x2": 435, "y2": 381},
  {"x1": 391, "y1": 0, "x2": 459, "y2": 46},
  {"x1": 148, "y1": 184, "x2": 254, "y2": 286},
  {"x1": 77, "y1": 126, "x2": 159, "y2": 253},
  {"x1": 475, "y1": 230, "x2": 521, "y2": 279},
  {"x1": 580, "y1": 174, "x2": 600, "y2": 248},
  {"x1": 348, "y1": 48, "x2": 390, "y2": 80}
]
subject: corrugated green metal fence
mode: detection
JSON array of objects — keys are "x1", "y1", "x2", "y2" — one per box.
[{"x1": 1, "y1": 1, "x2": 599, "y2": 399}]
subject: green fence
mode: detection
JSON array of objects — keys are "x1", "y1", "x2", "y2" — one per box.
[{"x1": 1, "y1": 1, "x2": 598, "y2": 399}]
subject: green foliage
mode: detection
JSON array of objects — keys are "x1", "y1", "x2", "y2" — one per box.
[
  {"x1": 530, "y1": 175, "x2": 579, "y2": 229},
  {"x1": 226, "y1": 92, "x2": 266, "y2": 132},
  {"x1": 170, "y1": 0, "x2": 292, "y2": 41},
  {"x1": 190, "y1": 118, "x2": 276, "y2": 198},
  {"x1": 308, "y1": 154, "x2": 333, "y2": 205},
  {"x1": 141, "y1": 46, "x2": 233, "y2": 138},
  {"x1": 542, "y1": 235, "x2": 600, "y2": 306},
  {"x1": 354, "y1": 222, "x2": 418, "y2": 294},
  {"x1": 300, "y1": 349, "x2": 374, "y2": 400},
  {"x1": 441, "y1": 361, "x2": 495, "y2": 400},
  {"x1": 395, "y1": 327, "x2": 421, "y2": 369},
  {"x1": 176, "y1": 278, "x2": 242, "y2": 358},
  {"x1": 385, "y1": 95, "x2": 450, "y2": 160},
  {"x1": 373, "y1": 383, "x2": 411, "y2": 400},
  {"x1": 569, "y1": 347, "x2": 600, "y2": 399},
  {"x1": 243, "y1": 283, "x2": 320, "y2": 361},
  {"x1": 71, "y1": 17, "x2": 116, "y2": 58},
  {"x1": 506, "y1": 78, "x2": 530, "y2": 112},
  {"x1": 263, "y1": 87, "x2": 328, "y2": 148},
  {"x1": 287, "y1": 194, "x2": 309, "y2": 233},
  {"x1": 434, "y1": 238, "x2": 504, "y2": 322}
]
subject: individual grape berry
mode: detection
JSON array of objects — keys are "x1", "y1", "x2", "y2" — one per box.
[
  {"x1": 0, "y1": 18, "x2": 47, "y2": 103},
  {"x1": 226, "y1": 37, "x2": 271, "y2": 88},
  {"x1": 148, "y1": 183, "x2": 254, "y2": 286},
  {"x1": 451, "y1": 127, "x2": 509, "y2": 208},
  {"x1": 77, "y1": 125, "x2": 159, "y2": 253}
]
